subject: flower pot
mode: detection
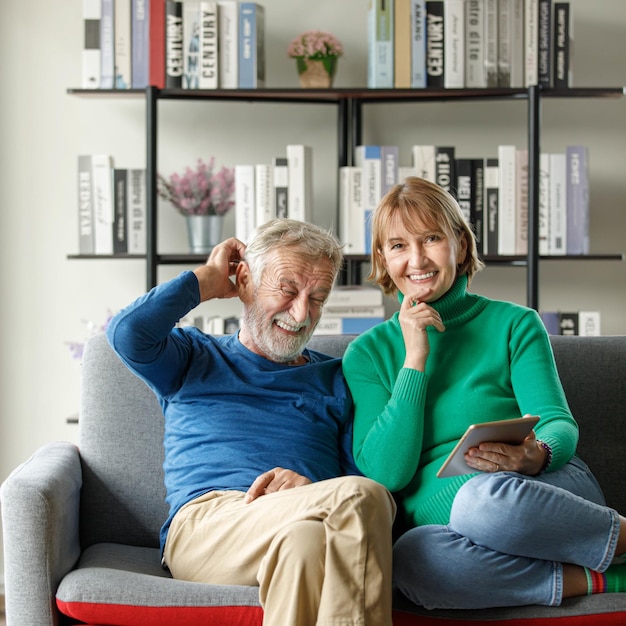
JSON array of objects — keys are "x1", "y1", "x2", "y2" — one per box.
[
  {"x1": 297, "y1": 58, "x2": 337, "y2": 88},
  {"x1": 186, "y1": 215, "x2": 224, "y2": 254}
]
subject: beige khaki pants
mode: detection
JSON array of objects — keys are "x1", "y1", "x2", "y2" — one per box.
[{"x1": 164, "y1": 475, "x2": 396, "y2": 626}]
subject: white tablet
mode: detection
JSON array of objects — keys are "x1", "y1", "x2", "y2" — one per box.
[{"x1": 436, "y1": 416, "x2": 540, "y2": 478}]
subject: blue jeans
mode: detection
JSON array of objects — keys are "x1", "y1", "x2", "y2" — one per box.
[{"x1": 393, "y1": 457, "x2": 621, "y2": 609}]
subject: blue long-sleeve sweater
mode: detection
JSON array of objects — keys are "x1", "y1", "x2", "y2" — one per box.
[{"x1": 106, "y1": 271, "x2": 357, "y2": 552}]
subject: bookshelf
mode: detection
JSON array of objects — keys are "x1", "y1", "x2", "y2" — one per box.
[{"x1": 67, "y1": 85, "x2": 624, "y2": 310}]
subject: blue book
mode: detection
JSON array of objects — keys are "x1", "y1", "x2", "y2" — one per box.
[
  {"x1": 100, "y1": 0, "x2": 115, "y2": 88},
  {"x1": 566, "y1": 145, "x2": 590, "y2": 255},
  {"x1": 368, "y1": 0, "x2": 394, "y2": 88},
  {"x1": 411, "y1": 0, "x2": 427, "y2": 87},
  {"x1": 238, "y1": 2, "x2": 265, "y2": 88},
  {"x1": 131, "y1": 0, "x2": 149, "y2": 88}
]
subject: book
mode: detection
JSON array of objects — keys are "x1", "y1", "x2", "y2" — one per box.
[
  {"x1": 272, "y1": 157, "x2": 289, "y2": 218},
  {"x1": 127, "y1": 168, "x2": 146, "y2": 254},
  {"x1": 182, "y1": 0, "x2": 201, "y2": 89},
  {"x1": 524, "y1": 0, "x2": 539, "y2": 86},
  {"x1": 515, "y1": 148, "x2": 528, "y2": 256},
  {"x1": 368, "y1": 0, "x2": 394, "y2": 88},
  {"x1": 553, "y1": 2, "x2": 571, "y2": 88},
  {"x1": 497, "y1": 144, "x2": 516, "y2": 256},
  {"x1": 425, "y1": 1, "x2": 445, "y2": 88},
  {"x1": 380, "y1": 145, "x2": 399, "y2": 197},
  {"x1": 454, "y1": 158, "x2": 473, "y2": 222},
  {"x1": 314, "y1": 315, "x2": 385, "y2": 336},
  {"x1": 578, "y1": 311, "x2": 601, "y2": 337},
  {"x1": 497, "y1": 0, "x2": 511, "y2": 87},
  {"x1": 538, "y1": 152, "x2": 550, "y2": 256},
  {"x1": 509, "y1": 0, "x2": 525, "y2": 88},
  {"x1": 114, "y1": 0, "x2": 132, "y2": 88},
  {"x1": 326, "y1": 285, "x2": 384, "y2": 307},
  {"x1": 566, "y1": 145, "x2": 589, "y2": 255},
  {"x1": 548, "y1": 152, "x2": 566, "y2": 255},
  {"x1": 339, "y1": 166, "x2": 366, "y2": 255},
  {"x1": 411, "y1": 0, "x2": 427, "y2": 87},
  {"x1": 92, "y1": 154, "x2": 114, "y2": 255},
  {"x1": 444, "y1": 0, "x2": 464, "y2": 88},
  {"x1": 218, "y1": 0, "x2": 239, "y2": 88},
  {"x1": 354, "y1": 145, "x2": 382, "y2": 253},
  {"x1": 537, "y1": 0, "x2": 552, "y2": 86},
  {"x1": 286, "y1": 144, "x2": 313, "y2": 223},
  {"x1": 470, "y1": 158, "x2": 485, "y2": 254},
  {"x1": 77, "y1": 155, "x2": 95, "y2": 254},
  {"x1": 484, "y1": 0, "x2": 499, "y2": 87},
  {"x1": 113, "y1": 168, "x2": 128, "y2": 253},
  {"x1": 394, "y1": 0, "x2": 412, "y2": 88},
  {"x1": 539, "y1": 311, "x2": 560, "y2": 335},
  {"x1": 100, "y1": 0, "x2": 115, "y2": 88},
  {"x1": 435, "y1": 146, "x2": 455, "y2": 194},
  {"x1": 412, "y1": 144, "x2": 436, "y2": 181},
  {"x1": 198, "y1": 1, "x2": 219, "y2": 89},
  {"x1": 238, "y1": 2, "x2": 265, "y2": 88},
  {"x1": 254, "y1": 163, "x2": 273, "y2": 227},
  {"x1": 149, "y1": 0, "x2": 166, "y2": 88},
  {"x1": 542, "y1": 311, "x2": 600, "y2": 336},
  {"x1": 484, "y1": 157, "x2": 499, "y2": 256},
  {"x1": 234, "y1": 164, "x2": 255, "y2": 243},
  {"x1": 82, "y1": 0, "x2": 101, "y2": 89},
  {"x1": 165, "y1": 0, "x2": 184, "y2": 88},
  {"x1": 558, "y1": 311, "x2": 578, "y2": 335},
  {"x1": 323, "y1": 305, "x2": 386, "y2": 318},
  {"x1": 131, "y1": 0, "x2": 149, "y2": 88},
  {"x1": 465, "y1": 0, "x2": 486, "y2": 88}
]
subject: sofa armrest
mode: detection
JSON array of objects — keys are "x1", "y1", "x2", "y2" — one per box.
[{"x1": 1, "y1": 441, "x2": 83, "y2": 626}]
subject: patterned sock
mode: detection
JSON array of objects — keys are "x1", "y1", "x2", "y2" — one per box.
[{"x1": 585, "y1": 562, "x2": 626, "y2": 594}]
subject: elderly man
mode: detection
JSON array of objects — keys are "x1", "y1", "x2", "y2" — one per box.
[{"x1": 106, "y1": 218, "x2": 395, "y2": 626}]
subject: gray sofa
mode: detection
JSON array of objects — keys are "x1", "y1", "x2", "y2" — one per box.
[{"x1": 2, "y1": 332, "x2": 626, "y2": 626}]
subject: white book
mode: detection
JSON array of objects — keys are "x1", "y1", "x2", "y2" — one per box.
[
  {"x1": 234, "y1": 164, "x2": 255, "y2": 243},
  {"x1": 444, "y1": 0, "x2": 465, "y2": 88},
  {"x1": 524, "y1": 0, "x2": 539, "y2": 86},
  {"x1": 548, "y1": 152, "x2": 566, "y2": 255},
  {"x1": 77, "y1": 155, "x2": 95, "y2": 254},
  {"x1": 100, "y1": 0, "x2": 115, "y2": 88},
  {"x1": 114, "y1": 0, "x2": 132, "y2": 88},
  {"x1": 354, "y1": 145, "x2": 382, "y2": 254},
  {"x1": 127, "y1": 168, "x2": 146, "y2": 254},
  {"x1": 218, "y1": 0, "x2": 238, "y2": 88},
  {"x1": 339, "y1": 166, "x2": 366, "y2": 255},
  {"x1": 254, "y1": 163, "x2": 273, "y2": 227},
  {"x1": 578, "y1": 311, "x2": 601, "y2": 337},
  {"x1": 326, "y1": 285, "x2": 384, "y2": 307},
  {"x1": 411, "y1": 145, "x2": 436, "y2": 182},
  {"x1": 515, "y1": 148, "x2": 528, "y2": 256},
  {"x1": 367, "y1": 0, "x2": 394, "y2": 88},
  {"x1": 465, "y1": 0, "x2": 486, "y2": 88},
  {"x1": 182, "y1": 1, "x2": 200, "y2": 89},
  {"x1": 538, "y1": 153, "x2": 550, "y2": 256},
  {"x1": 82, "y1": 0, "x2": 101, "y2": 88},
  {"x1": 91, "y1": 154, "x2": 114, "y2": 255},
  {"x1": 323, "y1": 305, "x2": 386, "y2": 317},
  {"x1": 286, "y1": 145, "x2": 313, "y2": 223},
  {"x1": 497, "y1": 145, "x2": 516, "y2": 256},
  {"x1": 198, "y1": 1, "x2": 218, "y2": 89}
]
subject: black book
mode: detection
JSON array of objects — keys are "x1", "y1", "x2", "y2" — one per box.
[
  {"x1": 165, "y1": 1, "x2": 184, "y2": 88},
  {"x1": 113, "y1": 169, "x2": 128, "y2": 254},
  {"x1": 425, "y1": 1, "x2": 445, "y2": 88},
  {"x1": 553, "y1": 2, "x2": 570, "y2": 88},
  {"x1": 538, "y1": 0, "x2": 552, "y2": 86}
]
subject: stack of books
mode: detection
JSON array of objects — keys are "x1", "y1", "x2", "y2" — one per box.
[{"x1": 314, "y1": 286, "x2": 385, "y2": 335}]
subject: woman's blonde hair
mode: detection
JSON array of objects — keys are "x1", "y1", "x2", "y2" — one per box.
[{"x1": 369, "y1": 176, "x2": 485, "y2": 295}]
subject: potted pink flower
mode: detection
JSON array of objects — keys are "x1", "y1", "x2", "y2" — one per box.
[{"x1": 287, "y1": 30, "x2": 344, "y2": 88}]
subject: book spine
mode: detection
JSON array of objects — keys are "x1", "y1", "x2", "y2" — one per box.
[
  {"x1": 411, "y1": 144, "x2": 436, "y2": 181},
  {"x1": 199, "y1": 1, "x2": 219, "y2": 88},
  {"x1": 471, "y1": 157, "x2": 485, "y2": 255},
  {"x1": 83, "y1": 0, "x2": 102, "y2": 88},
  {"x1": 165, "y1": 0, "x2": 184, "y2": 88},
  {"x1": 100, "y1": 0, "x2": 115, "y2": 88},
  {"x1": 484, "y1": 0, "x2": 498, "y2": 87},
  {"x1": 484, "y1": 157, "x2": 499, "y2": 256},
  {"x1": 323, "y1": 305, "x2": 386, "y2": 317},
  {"x1": 524, "y1": 0, "x2": 539, "y2": 86},
  {"x1": 254, "y1": 163, "x2": 273, "y2": 227},
  {"x1": 454, "y1": 158, "x2": 472, "y2": 222},
  {"x1": 131, "y1": 0, "x2": 149, "y2": 88},
  {"x1": 435, "y1": 146, "x2": 455, "y2": 194},
  {"x1": 114, "y1": 0, "x2": 132, "y2": 88},
  {"x1": 444, "y1": 0, "x2": 465, "y2": 88},
  {"x1": 92, "y1": 154, "x2": 114, "y2": 255},
  {"x1": 326, "y1": 286, "x2": 384, "y2": 307},
  {"x1": 465, "y1": 0, "x2": 486, "y2": 88},
  {"x1": 578, "y1": 311, "x2": 601, "y2": 336},
  {"x1": 218, "y1": 0, "x2": 238, "y2": 88},
  {"x1": 515, "y1": 148, "x2": 528, "y2": 255},
  {"x1": 286, "y1": 145, "x2": 313, "y2": 223},
  {"x1": 238, "y1": 3, "x2": 265, "y2": 88},
  {"x1": 272, "y1": 157, "x2": 289, "y2": 218},
  {"x1": 339, "y1": 166, "x2": 366, "y2": 255},
  {"x1": 553, "y1": 2, "x2": 571, "y2": 88},
  {"x1": 538, "y1": 152, "x2": 550, "y2": 256},
  {"x1": 566, "y1": 145, "x2": 589, "y2": 255},
  {"x1": 548, "y1": 152, "x2": 566, "y2": 255},
  {"x1": 509, "y1": 0, "x2": 525, "y2": 87},
  {"x1": 425, "y1": 1, "x2": 445, "y2": 87},
  {"x1": 315, "y1": 316, "x2": 385, "y2": 336},
  {"x1": 380, "y1": 145, "x2": 399, "y2": 197},
  {"x1": 537, "y1": 0, "x2": 552, "y2": 86},
  {"x1": 497, "y1": 144, "x2": 516, "y2": 256},
  {"x1": 77, "y1": 155, "x2": 95, "y2": 254},
  {"x1": 395, "y1": 0, "x2": 412, "y2": 88},
  {"x1": 234, "y1": 164, "x2": 255, "y2": 243},
  {"x1": 497, "y1": 0, "x2": 510, "y2": 87},
  {"x1": 411, "y1": 0, "x2": 427, "y2": 87},
  {"x1": 368, "y1": 0, "x2": 394, "y2": 88},
  {"x1": 182, "y1": 1, "x2": 200, "y2": 89},
  {"x1": 113, "y1": 168, "x2": 128, "y2": 253},
  {"x1": 128, "y1": 168, "x2": 147, "y2": 254},
  {"x1": 149, "y1": 0, "x2": 166, "y2": 88},
  {"x1": 558, "y1": 311, "x2": 579, "y2": 335},
  {"x1": 354, "y1": 145, "x2": 382, "y2": 254}
]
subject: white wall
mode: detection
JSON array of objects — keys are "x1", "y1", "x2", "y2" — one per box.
[{"x1": 1, "y1": 0, "x2": 625, "y2": 581}]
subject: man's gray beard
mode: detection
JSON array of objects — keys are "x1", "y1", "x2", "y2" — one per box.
[{"x1": 241, "y1": 299, "x2": 315, "y2": 363}]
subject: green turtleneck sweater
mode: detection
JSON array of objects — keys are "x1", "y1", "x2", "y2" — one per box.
[{"x1": 342, "y1": 275, "x2": 578, "y2": 528}]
